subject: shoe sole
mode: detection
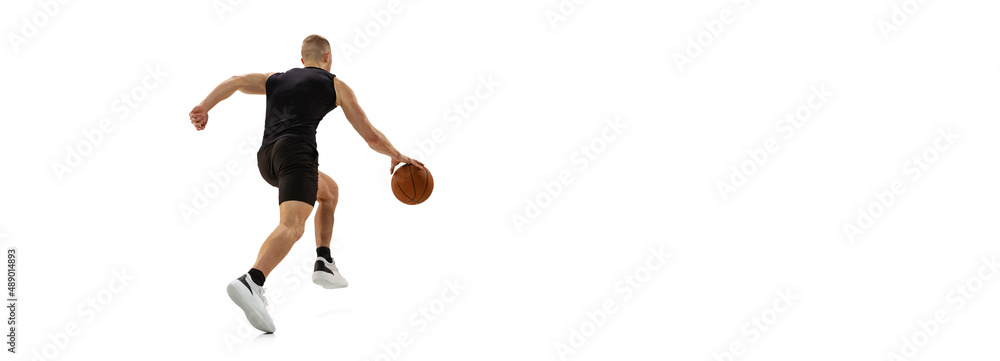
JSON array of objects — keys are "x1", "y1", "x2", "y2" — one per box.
[
  {"x1": 312, "y1": 272, "x2": 348, "y2": 289},
  {"x1": 226, "y1": 282, "x2": 275, "y2": 333}
]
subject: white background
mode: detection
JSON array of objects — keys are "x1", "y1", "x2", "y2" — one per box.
[{"x1": 2, "y1": 0, "x2": 999, "y2": 360}]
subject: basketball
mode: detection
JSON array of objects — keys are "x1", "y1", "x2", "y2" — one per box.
[{"x1": 391, "y1": 164, "x2": 433, "y2": 205}]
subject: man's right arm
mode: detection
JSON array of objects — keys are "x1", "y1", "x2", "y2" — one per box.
[
  {"x1": 189, "y1": 72, "x2": 273, "y2": 131},
  {"x1": 334, "y1": 78, "x2": 424, "y2": 173}
]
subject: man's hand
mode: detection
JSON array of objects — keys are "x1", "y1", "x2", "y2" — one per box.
[
  {"x1": 391, "y1": 155, "x2": 425, "y2": 174},
  {"x1": 189, "y1": 104, "x2": 208, "y2": 131}
]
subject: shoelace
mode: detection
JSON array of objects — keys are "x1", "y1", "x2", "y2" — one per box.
[{"x1": 259, "y1": 287, "x2": 269, "y2": 307}]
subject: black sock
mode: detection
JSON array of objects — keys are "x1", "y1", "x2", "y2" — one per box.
[
  {"x1": 248, "y1": 268, "x2": 266, "y2": 287},
  {"x1": 316, "y1": 246, "x2": 332, "y2": 263}
]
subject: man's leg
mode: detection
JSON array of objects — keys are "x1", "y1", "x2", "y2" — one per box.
[
  {"x1": 315, "y1": 171, "x2": 339, "y2": 248},
  {"x1": 227, "y1": 200, "x2": 311, "y2": 334},
  {"x1": 253, "y1": 200, "x2": 314, "y2": 277},
  {"x1": 313, "y1": 171, "x2": 348, "y2": 288},
  {"x1": 230, "y1": 137, "x2": 317, "y2": 333}
]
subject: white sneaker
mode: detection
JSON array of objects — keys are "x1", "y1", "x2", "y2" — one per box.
[
  {"x1": 226, "y1": 273, "x2": 276, "y2": 333},
  {"x1": 312, "y1": 257, "x2": 349, "y2": 289}
]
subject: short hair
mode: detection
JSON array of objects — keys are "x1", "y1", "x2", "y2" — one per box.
[{"x1": 301, "y1": 34, "x2": 331, "y2": 62}]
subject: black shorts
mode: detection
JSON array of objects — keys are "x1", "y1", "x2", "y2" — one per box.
[{"x1": 257, "y1": 137, "x2": 319, "y2": 206}]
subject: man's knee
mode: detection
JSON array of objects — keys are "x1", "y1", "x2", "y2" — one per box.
[
  {"x1": 318, "y1": 174, "x2": 339, "y2": 204},
  {"x1": 278, "y1": 200, "x2": 312, "y2": 239},
  {"x1": 283, "y1": 222, "x2": 307, "y2": 239},
  {"x1": 318, "y1": 188, "x2": 338, "y2": 204},
  {"x1": 291, "y1": 224, "x2": 306, "y2": 239}
]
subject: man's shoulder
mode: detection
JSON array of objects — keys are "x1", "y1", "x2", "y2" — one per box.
[{"x1": 266, "y1": 70, "x2": 287, "y2": 79}]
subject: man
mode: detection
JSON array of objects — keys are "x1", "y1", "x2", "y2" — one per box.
[{"x1": 188, "y1": 34, "x2": 424, "y2": 333}]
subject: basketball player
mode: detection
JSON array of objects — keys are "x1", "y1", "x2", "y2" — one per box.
[{"x1": 188, "y1": 35, "x2": 424, "y2": 333}]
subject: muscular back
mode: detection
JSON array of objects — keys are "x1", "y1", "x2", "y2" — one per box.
[{"x1": 262, "y1": 67, "x2": 338, "y2": 149}]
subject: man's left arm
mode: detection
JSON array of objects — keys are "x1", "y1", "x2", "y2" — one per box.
[{"x1": 189, "y1": 72, "x2": 274, "y2": 131}]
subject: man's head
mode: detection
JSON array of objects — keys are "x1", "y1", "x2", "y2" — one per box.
[{"x1": 301, "y1": 34, "x2": 332, "y2": 71}]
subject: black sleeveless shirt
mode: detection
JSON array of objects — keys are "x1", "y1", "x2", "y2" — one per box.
[{"x1": 261, "y1": 67, "x2": 338, "y2": 150}]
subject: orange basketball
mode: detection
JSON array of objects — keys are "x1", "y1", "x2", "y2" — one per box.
[{"x1": 391, "y1": 164, "x2": 433, "y2": 205}]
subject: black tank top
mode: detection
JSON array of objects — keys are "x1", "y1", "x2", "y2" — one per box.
[{"x1": 262, "y1": 67, "x2": 338, "y2": 150}]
